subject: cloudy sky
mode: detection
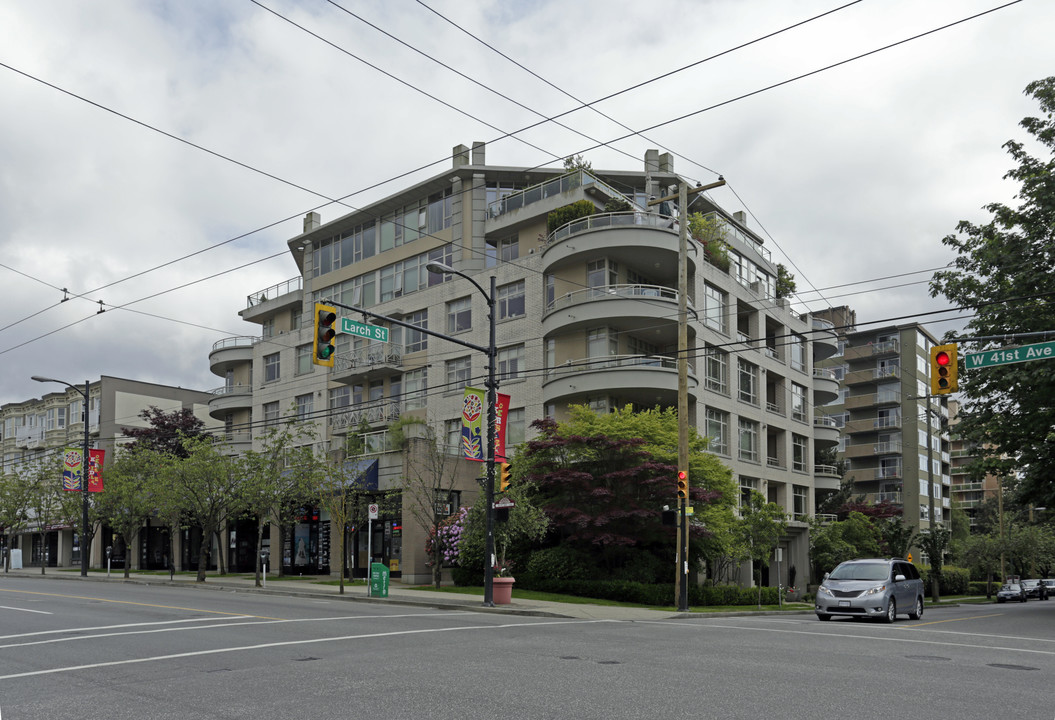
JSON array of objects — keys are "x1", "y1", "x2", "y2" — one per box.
[{"x1": 0, "y1": 0, "x2": 1050, "y2": 408}]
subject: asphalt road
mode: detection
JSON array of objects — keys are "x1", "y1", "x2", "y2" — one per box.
[{"x1": 1, "y1": 576, "x2": 1053, "y2": 719}]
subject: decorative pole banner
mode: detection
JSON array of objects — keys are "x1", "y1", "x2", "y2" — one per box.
[
  {"x1": 62, "y1": 448, "x2": 105, "y2": 492},
  {"x1": 461, "y1": 387, "x2": 485, "y2": 461},
  {"x1": 494, "y1": 393, "x2": 511, "y2": 462},
  {"x1": 461, "y1": 388, "x2": 512, "y2": 462}
]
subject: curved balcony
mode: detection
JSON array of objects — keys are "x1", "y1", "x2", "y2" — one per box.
[
  {"x1": 814, "y1": 463, "x2": 842, "y2": 492},
  {"x1": 332, "y1": 344, "x2": 405, "y2": 385},
  {"x1": 810, "y1": 317, "x2": 839, "y2": 361},
  {"x1": 218, "y1": 431, "x2": 253, "y2": 455},
  {"x1": 542, "y1": 354, "x2": 696, "y2": 408},
  {"x1": 541, "y1": 212, "x2": 694, "y2": 284},
  {"x1": 209, "y1": 336, "x2": 259, "y2": 377},
  {"x1": 207, "y1": 384, "x2": 253, "y2": 420},
  {"x1": 543, "y1": 284, "x2": 690, "y2": 348},
  {"x1": 813, "y1": 415, "x2": 840, "y2": 447},
  {"x1": 812, "y1": 367, "x2": 840, "y2": 405}
]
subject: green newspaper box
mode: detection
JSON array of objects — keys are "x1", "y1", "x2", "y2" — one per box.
[{"x1": 370, "y1": 562, "x2": 390, "y2": 598}]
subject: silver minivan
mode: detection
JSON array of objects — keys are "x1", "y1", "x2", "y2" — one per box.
[{"x1": 815, "y1": 559, "x2": 925, "y2": 623}]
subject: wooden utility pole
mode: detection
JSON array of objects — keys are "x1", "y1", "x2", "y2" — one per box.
[{"x1": 648, "y1": 176, "x2": 725, "y2": 610}]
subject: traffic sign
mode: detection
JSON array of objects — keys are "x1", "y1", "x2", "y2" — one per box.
[
  {"x1": 964, "y1": 340, "x2": 1055, "y2": 369},
  {"x1": 494, "y1": 497, "x2": 515, "y2": 509},
  {"x1": 341, "y1": 317, "x2": 389, "y2": 343},
  {"x1": 368, "y1": 503, "x2": 379, "y2": 519}
]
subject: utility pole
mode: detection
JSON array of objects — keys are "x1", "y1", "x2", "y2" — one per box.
[{"x1": 648, "y1": 176, "x2": 725, "y2": 610}]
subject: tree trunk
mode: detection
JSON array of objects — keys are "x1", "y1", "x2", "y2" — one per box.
[
  {"x1": 214, "y1": 529, "x2": 226, "y2": 575},
  {"x1": 254, "y1": 519, "x2": 264, "y2": 588},
  {"x1": 196, "y1": 524, "x2": 213, "y2": 582}
]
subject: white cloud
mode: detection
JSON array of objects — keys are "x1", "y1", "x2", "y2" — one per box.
[{"x1": 0, "y1": 0, "x2": 1049, "y2": 403}]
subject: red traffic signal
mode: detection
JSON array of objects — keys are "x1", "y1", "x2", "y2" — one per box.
[
  {"x1": 677, "y1": 470, "x2": 688, "y2": 500},
  {"x1": 929, "y1": 343, "x2": 958, "y2": 395}
]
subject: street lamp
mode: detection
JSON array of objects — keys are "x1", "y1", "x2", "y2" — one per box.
[
  {"x1": 32, "y1": 376, "x2": 91, "y2": 577},
  {"x1": 425, "y1": 260, "x2": 498, "y2": 607}
]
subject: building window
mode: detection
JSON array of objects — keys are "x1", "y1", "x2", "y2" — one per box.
[
  {"x1": 295, "y1": 394, "x2": 313, "y2": 421},
  {"x1": 705, "y1": 347, "x2": 728, "y2": 394},
  {"x1": 703, "y1": 284, "x2": 726, "y2": 332},
  {"x1": 447, "y1": 297, "x2": 472, "y2": 334},
  {"x1": 587, "y1": 259, "x2": 618, "y2": 298},
  {"x1": 586, "y1": 327, "x2": 617, "y2": 359},
  {"x1": 791, "y1": 383, "x2": 807, "y2": 422},
  {"x1": 705, "y1": 408, "x2": 729, "y2": 455},
  {"x1": 790, "y1": 334, "x2": 806, "y2": 372},
  {"x1": 498, "y1": 344, "x2": 525, "y2": 381},
  {"x1": 793, "y1": 485, "x2": 808, "y2": 516},
  {"x1": 738, "y1": 419, "x2": 759, "y2": 463},
  {"x1": 404, "y1": 310, "x2": 428, "y2": 353},
  {"x1": 405, "y1": 368, "x2": 427, "y2": 410},
  {"x1": 329, "y1": 387, "x2": 350, "y2": 410},
  {"x1": 738, "y1": 359, "x2": 758, "y2": 405},
  {"x1": 497, "y1": 280, "x2": 526, "y2": 320},
  {"x1": 544, "y1": 274, "x2": 555, "y2": 309},
  {"x1": 486, "y1": 235, "x2": 520, "y2": 268},
  {"x1": 262, "y1": 316, "x2": 274, "y2": 339},
  {"x1": 295, "y1": 344, "x2": 313, "y2": 375},
  {"x1": 446, "y1": 356, "x2": 472, "y2": 389},
  {"x1": 264, "y1": 353, "x2": 280, "y2": 383},
  {"x1": 427, "y1": 187, "x2": 453, "y2": 234},
  {"x1": 545, "y1": 338, "x2": 555, "y2": 374},
  {"x1": 792, "y1": 434, "x2": 808, "y2": 472},
  {"x1": 46, "y1": 407, "x2": 65, "y2": 431},
  {"x1": 739, "y1": 475, "x2": 759, "y2": 507},
  {"x1": 506, "y1": 407, "x2": 526, "y2": 450},
  {"x1": 263, "y1": 401, "x2": 280, "y2": 426}
]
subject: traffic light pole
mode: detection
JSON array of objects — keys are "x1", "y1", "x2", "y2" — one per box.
[{"x1": 649, "y1": 178, "x2": 724, "y2": 612}]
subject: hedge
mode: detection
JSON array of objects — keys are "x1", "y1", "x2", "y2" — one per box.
[
  {"x1": 919, "y1": 565, "x2": 970, "y2": 595},
  {"x1": 515, "y1": 576, "x2": 782, "y2": 607}
]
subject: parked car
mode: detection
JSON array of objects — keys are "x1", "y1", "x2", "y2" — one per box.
[
  {"x1": 997, "y1": 583, "x2": 1028, "y2": 603},
  {"x1": 1042, "y1": 579, "x2": 1055, "y2": 594},
  {"x1": 1021, "y1": 579, "x2": 1042, "y2": 598},
  {"x1": 815, "y1": 558, "x2": 925, "y2": 623}
]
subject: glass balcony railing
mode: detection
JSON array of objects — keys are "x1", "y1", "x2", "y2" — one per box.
[
  {"x1": 246, "y1": 276, "x2": 302, "y2": 308},
  {"x1": 547, "y1": 210, "x2": 677, "y2": 245},
  {"x1": 546, "y1": 354, "x2": 688, "y2": 379},
  {"x1": 546, "y1": 283, "x2": 679, "y2": 312},
  {"x1": 212, "y1": 336, "x2": 260, "y2": 352},
  {"x1": 489, "y1": 169, "x2": 644, "y2": 221}
]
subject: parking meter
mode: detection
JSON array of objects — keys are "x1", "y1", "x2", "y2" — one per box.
[
  {"x1": 261, "y1": 549, "x2": 270, "y2": 587},
  {"x1": 106, "y1": 546, "x2": 112, "y2": 577}
]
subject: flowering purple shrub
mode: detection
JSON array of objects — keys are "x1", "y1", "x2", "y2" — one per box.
[{"x1": 425, "y1": 507, "x2": 467, "y2": 567}]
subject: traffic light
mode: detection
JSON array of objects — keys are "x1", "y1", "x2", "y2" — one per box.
[
  {"x1": 930, "y1": 343, "x2": 958, "y2": 395},
  {"x1": 313, "y1": 303, "x2": 338, "y2": 367},
  {"x1": 499, "y1": 462, "x2": 512, "y2": 492},
  {"x1": 677, "y1": 470, "x2": 688, "y2": 500}
]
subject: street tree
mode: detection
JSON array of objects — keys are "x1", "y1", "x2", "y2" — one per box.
[
  {"x1": 22, "y1": 454, "x2": 75, "y2": 574},
  {"x1": 879, "y1": 515, "x2": 917, "y2": 559},
  {"x1": 0, "y1": 470, "x2": 32, "y2": 571},
  {"x1": 739, "y1": 490, "x2": 788, "y2": 608},
  {"x1": 96, "y1": 445, "x2": 162, "y2": 579},
  {"x1": 238, "y1": 421, "x2": 316, "y2": 587},
  {"x1": 166, "y1": 435, "x2": 239, "y2": 582},
  {"x1": 122, "y1": 406, "x2": 209, "y2": 458},
  {"x1": 959, "y1": 532, "x2": 1002, "y2": 597},
  {"x1": 919, "y1": 525, "x2": 952, "y2": 602},
  {"x1": 930, "y1": 77, "x2": 1055, "y2": 508}
]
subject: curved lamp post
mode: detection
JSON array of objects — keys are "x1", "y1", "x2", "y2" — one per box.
[
  {"x1": 32, "y1": 376, "x2": 91, "y2": 577},
  {"x1": 425, "y1": 261, "x2": 498, "y2": 607}
]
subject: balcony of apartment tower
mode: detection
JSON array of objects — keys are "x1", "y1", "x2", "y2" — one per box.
[
  {"x1": 844, "y1": 385, "x2": 902, "y2": 411},
  {"x1": 844, "y1": 363, "x2": 901, "y2": 386},
  {"x1": 812, "y1": 366, "x2": 840, "y2": 406},
  {"x1": 239, "y1": 276, "x2": 304, "y2": 323},
  {"x1": 842, "y1": 336, "x2": 900, "y2": 362},
  {"x1": 809, "y1": 316, "x2": 839, "y2": 361},
  {"x1": 541, "y1": 348, "x2": 694, "y2": 411},
  {"x1": 331, "y1": 339, "x2": 406, "y2": 387}
]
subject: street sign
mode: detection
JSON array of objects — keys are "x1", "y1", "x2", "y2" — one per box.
[
  {"x1": 341, "y1": 317, "x2": 389, "y2": 343},
  {"x1": 494, "y1": 497, "x2": 515, "y2": 509},
  {"x1": 964, "y1": 340, "x2": 1055, "y2": 369},
  {"x1": 368, "y1": 503, "x2": 379, "y2": 519}
]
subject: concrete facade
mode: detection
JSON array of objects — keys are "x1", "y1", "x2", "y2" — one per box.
[{"x1": 210, "y1": 142, "x2": 840, "y2": 587}]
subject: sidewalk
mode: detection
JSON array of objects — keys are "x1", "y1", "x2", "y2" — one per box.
[{"x1": 0, "y1": 567, "x2": 706, "y2": 621}]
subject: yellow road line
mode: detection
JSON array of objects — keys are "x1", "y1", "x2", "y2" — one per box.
[{"x1": 0, "y1": 588, "x2": 284, "y2": 620}]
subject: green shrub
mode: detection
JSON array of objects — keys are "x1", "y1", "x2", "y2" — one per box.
[
  {"x1": 522, "y1": 546, "x2": 595, "y2": 584},
  {"x1": 547, "y1": 200, "x2": 597, "y2": 234},
  {"x1": 919, "y1": 565, "x2": 970, "y2": 595}
]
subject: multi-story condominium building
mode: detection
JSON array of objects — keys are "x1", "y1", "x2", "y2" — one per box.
[
  {"x1": 210, "y1": 142, "x2": 840, "y2": 586},
  {"x1": 0, "y1": 376, "x2": 217, "y2": 570},
  {"x1": 948, "y1": 399, "x2": 1002, "y2": 529},
  {"x1": 816, "y1": 307, "x2": 951, "y2": 544}
]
